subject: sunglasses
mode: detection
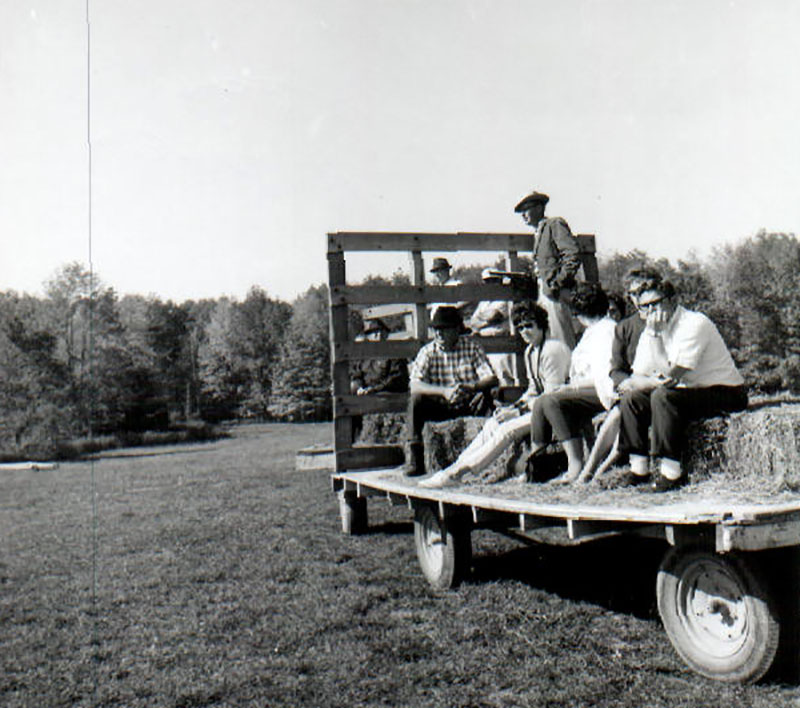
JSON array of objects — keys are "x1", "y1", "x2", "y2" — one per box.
[{"x1": 638, "y1": 296, "x2": 669, "y2": 311}]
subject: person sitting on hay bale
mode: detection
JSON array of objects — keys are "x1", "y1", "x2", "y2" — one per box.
[
  {"x1": 419, "y1": 302, "x2": 571, "y2": 488},
  {"x1": 578, "y1": 266, "x2": 667, "y2": 482},
  {"x1": 615, "y1": 278, "x2": 748, "y2": 492},
  {"x1": 401, "y1": 306, "x2": 497, "y2": 477},
  {"x1": 515, "y1": 282, "x2": 618, "y2": 485}
]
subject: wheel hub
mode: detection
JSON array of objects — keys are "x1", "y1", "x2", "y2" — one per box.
[{"x1": 679, "y1": 560, "x2": 748, "y2": 658}]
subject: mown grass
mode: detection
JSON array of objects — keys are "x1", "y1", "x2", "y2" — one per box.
[{"x1": 1, "y1": 422, "x2": 799, "y2": 707}]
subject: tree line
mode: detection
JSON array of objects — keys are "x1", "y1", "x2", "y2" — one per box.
[{"x1": 0, "y1": 231, "x2": 797, "y2": 458}]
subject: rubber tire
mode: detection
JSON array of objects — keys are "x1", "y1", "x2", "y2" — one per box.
[
  {"x1": 413, "y1": 505, "x2": 471, "y2": 591},
  {"x1": 656, "y1": 547, "x2": 780, "y2": 683},
  {"x1": 338, "y1": 491, "x2": 368, "y2": 535}
]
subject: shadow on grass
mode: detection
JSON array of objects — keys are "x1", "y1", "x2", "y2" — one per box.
[
  {"x1": 366, "y1": 521, "x2": 414, "y2": 536},
  {"x1": 470, "y1": 535, "x2": 666, "y2": 620}
]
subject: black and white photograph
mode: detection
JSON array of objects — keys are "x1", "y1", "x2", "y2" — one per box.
[{"x1": 3, "y1": 1, "x2": 800, "y2": 706}]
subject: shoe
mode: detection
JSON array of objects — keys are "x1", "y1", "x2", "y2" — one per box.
[
  {"x1": 418, "y1": 470, "x2": 459, "y2": 489},
  {"x1": 616, "y1": 470, "x2": 651, "y2": 488},
  {"x1": 651, "y1": 474, "x2": 687, "y2": 493}
]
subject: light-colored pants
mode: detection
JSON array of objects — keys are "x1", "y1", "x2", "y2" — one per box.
[
  {"x1": 448, "y1": 412, "x2": 530, "y2": 474},
  {"x1": 538, "y1": 280, "x2": 576, "y2": 350}
]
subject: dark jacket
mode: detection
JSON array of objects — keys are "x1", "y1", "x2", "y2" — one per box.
[
  {"x1": 610, "y1": 314, "x2": 646, "y2": 388},
  {"x1": 533, "y1": 216, "x2": 582, "y2": 298}
]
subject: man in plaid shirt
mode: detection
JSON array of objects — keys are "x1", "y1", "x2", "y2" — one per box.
[{"x1": 402, "y1": 306, "x2": 497, "y2": 476}]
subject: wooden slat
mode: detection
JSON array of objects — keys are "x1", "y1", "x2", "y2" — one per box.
[
  {"x1": 328, "y1": 251, "x2": 353, "y2": 462},
  {"x1": 333, "y1": 339, "x2": 422, "y2": 361},
  {"x1": 717, "y1": 518, "x2": 800, "y2": 552},
  {"x1": 334, "y1": 394, "x2": 408, "y2": 416},
  {"x1": 329, "y1": 232, "x2": 532, "y2": 253},
  {"x1": 328, "y1": 231, "x2": 596, "y2": 255},
  {"x1": 335, "y1": 446, "x2": 405, "y2": 471},
  {"x1": 567, "y1": 519, "x2": 645, "y2": 541},
  {"x1": 330, "y1": 281, "x2": 530, "y2": 306},
  {"x1": 411, "y1": 251, "x2": 428, "y2": 341},
  {"x1": 333, "y1": 336, "x2": 522, "y2": 363}
]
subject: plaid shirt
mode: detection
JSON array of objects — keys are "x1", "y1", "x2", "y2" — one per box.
[{"x1": 409, "y1": 336, "x2": 494, "y2": 388}]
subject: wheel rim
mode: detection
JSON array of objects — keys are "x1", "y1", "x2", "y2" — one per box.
[
  {"x1": 418, "y1": 510, "x2": 445, "y2": 572},
  {"x1": 676, "y1": 557, "x2": 749, "y2": 659}
]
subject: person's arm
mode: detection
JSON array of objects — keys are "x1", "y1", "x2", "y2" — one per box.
[
  {"x1": 610, "y1": 320, "x2": 633, "y2": 388},
  {"x1": 546, "y1": 218, "x2": 582, "y2": 290}
]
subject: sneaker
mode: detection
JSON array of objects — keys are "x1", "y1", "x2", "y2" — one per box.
[
  {"x1": 419, "y1": 469, "x2": 459, "y2": 489},
  {"x1": 651, "y1": 474, "x2": 687, "y2": 493}
]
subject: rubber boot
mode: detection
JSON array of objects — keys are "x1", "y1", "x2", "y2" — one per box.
[{"x1": 401, "y1": 442, "x2": 425, "y2": 477}]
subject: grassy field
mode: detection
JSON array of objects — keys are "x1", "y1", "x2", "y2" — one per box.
[{"x1": 2, "y1": 422, "x2": 800, "y2": 707}]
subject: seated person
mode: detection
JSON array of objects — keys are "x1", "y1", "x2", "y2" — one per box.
[
  {"x1": 468, "y1": 267, "x2": 514, "y2": 385},
  {"x1": 616, "y1": 279, "x2": 748, "y2": 491},
  {"x1": 577, "y1": 267, "x2": 665, "y2": 482},
  {"x1": 350, "y1": 318, "x2": 408, "y2": 396},
  {"x1": 402, "y1": 306, "x2": 497, "y2": 476},
  {"x1": 516, "y1": 282, "x2": 617, "y2": 484},
  {"x1": 350, "y1": 318, "x2": 409, "y2": 441},
  {"x1": 419, "y1": 302, "x2": 571, "y2": 488}
]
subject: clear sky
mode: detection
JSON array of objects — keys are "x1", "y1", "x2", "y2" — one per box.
[{"x1": 2, "y1": 0, "x2": 799, "y2": 303}]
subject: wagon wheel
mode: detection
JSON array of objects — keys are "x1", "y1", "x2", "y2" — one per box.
[
  {"x1": 413, "y1": 505, "x2": 471, "y2": 591},
  {"x1": 656, "y1": 548, "x2": 780, "y2": 683},
  {"x1": 338, "y1": 491, "x2": 367, "y2": 535}
]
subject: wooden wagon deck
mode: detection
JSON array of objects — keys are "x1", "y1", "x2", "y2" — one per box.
[{"x1": 332, "y1": 467, "x2": 800, "y2": 553}]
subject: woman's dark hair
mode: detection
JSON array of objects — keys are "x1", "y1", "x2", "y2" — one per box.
[
  {"x1": 638, "y1": 278, "x2": 676, "y2": 300},
  {"x1": 623, "y1": 266, "x2": 663, "y2": 293},
  {"x1": 570, "y1": 281, "x2": 609, "y2": 318},
  {"x1": 512, "y1": 301, "x2": 548, "y2": 331},
  {"x1": 607, "y1": 292, "x2": 627, "y2": 319}
]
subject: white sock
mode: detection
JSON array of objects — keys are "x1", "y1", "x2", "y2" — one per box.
[
  {"x1": 659, "y1": 457, "x2": 682, "y2": 480},
  {"x1": 630, "y1": 454, "x2": 649, "y2": 477}
]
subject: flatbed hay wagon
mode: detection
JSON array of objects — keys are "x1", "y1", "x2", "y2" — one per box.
[{"x1": 326, "y1": 230, "x2": 800, "y2": 684}]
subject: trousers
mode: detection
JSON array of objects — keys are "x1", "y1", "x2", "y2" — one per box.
[
  {"x1": 618, "y1": 385, "x2": 748, "y2": 460},
  {"x1": 530, "y1": 386, "x2": 605, "y2": 444}
]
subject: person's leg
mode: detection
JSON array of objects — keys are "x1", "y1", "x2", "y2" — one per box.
[
  {"x1": 537, "y1": 287, "x2": 577, "y2": 350},
  {"x1": 403, "y1": 393, "x2": 452, "y2": 476},
  {"x1": 618, "y1": 388, "x2": 653, "y2": 460},
  {"x1": 539, "y1": 388, "x2": 604, "y2": 483},
  {"x1": 650, "y1": 385, "x2": 748, "y2": 484},
  {"x1": 577, "y1": 405, "x2": 621, "y2": 482},
  {"x1": 421, "y1": 413, "x2": 533, "y2": 487}
]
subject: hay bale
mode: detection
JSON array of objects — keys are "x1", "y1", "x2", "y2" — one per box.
[
  {"x1": 422, "y1": 400, "x2": 800, "y2": 492},
  {"x1": 684, "y1": 400, "x2": 800, "y2": 491},
  {"x1": 356, "y1": 413, "x2": 406, "y2": 444}
]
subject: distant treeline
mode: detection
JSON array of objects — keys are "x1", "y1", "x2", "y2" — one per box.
[{"x1": 1, "y1": 231, "x2": 797, "y2": 458}]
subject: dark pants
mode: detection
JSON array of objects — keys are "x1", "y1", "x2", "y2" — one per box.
[
  {"x1": 406, "y1": 392, "x2": 491, "y2": 443},
  {"x1": 618, "y1": 385, "x2": 748, "y2": 460},
  {"x1": 530, "y1": 386, "x2": 605, "y2": 444}
]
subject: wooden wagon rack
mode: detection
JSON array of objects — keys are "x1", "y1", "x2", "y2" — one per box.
[{"x1": 327, "y1": 231, "x2": 598, "y2": 474}]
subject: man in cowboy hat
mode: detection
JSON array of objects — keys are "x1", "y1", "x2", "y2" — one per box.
[
  {"x1": 467, "y1": 267, "x2": 514, "y2": 385},
  {"x1": 401, "y1": 306, "x2": 497, "y2": 476},
  {"x1": 514, "y1": 190, "x2": 581, "y2": 349},
  {"x1": 428, "y1": 257, "x2": 468, "y2": 318}
]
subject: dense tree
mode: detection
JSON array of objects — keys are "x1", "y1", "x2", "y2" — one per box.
[{"x1": 268, "y1": 285, "x2": 332, "y2": 421}]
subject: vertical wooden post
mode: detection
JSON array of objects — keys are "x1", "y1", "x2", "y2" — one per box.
[
  {"x1": 327, "y1": 239, "x2": 352, "y2": 470},
  {"x1": 410, "y1": 250, "x2": 427, "y2": 341},
  {"x1": 505, "y1": 250, "x2": 526, "y2": 386}
]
